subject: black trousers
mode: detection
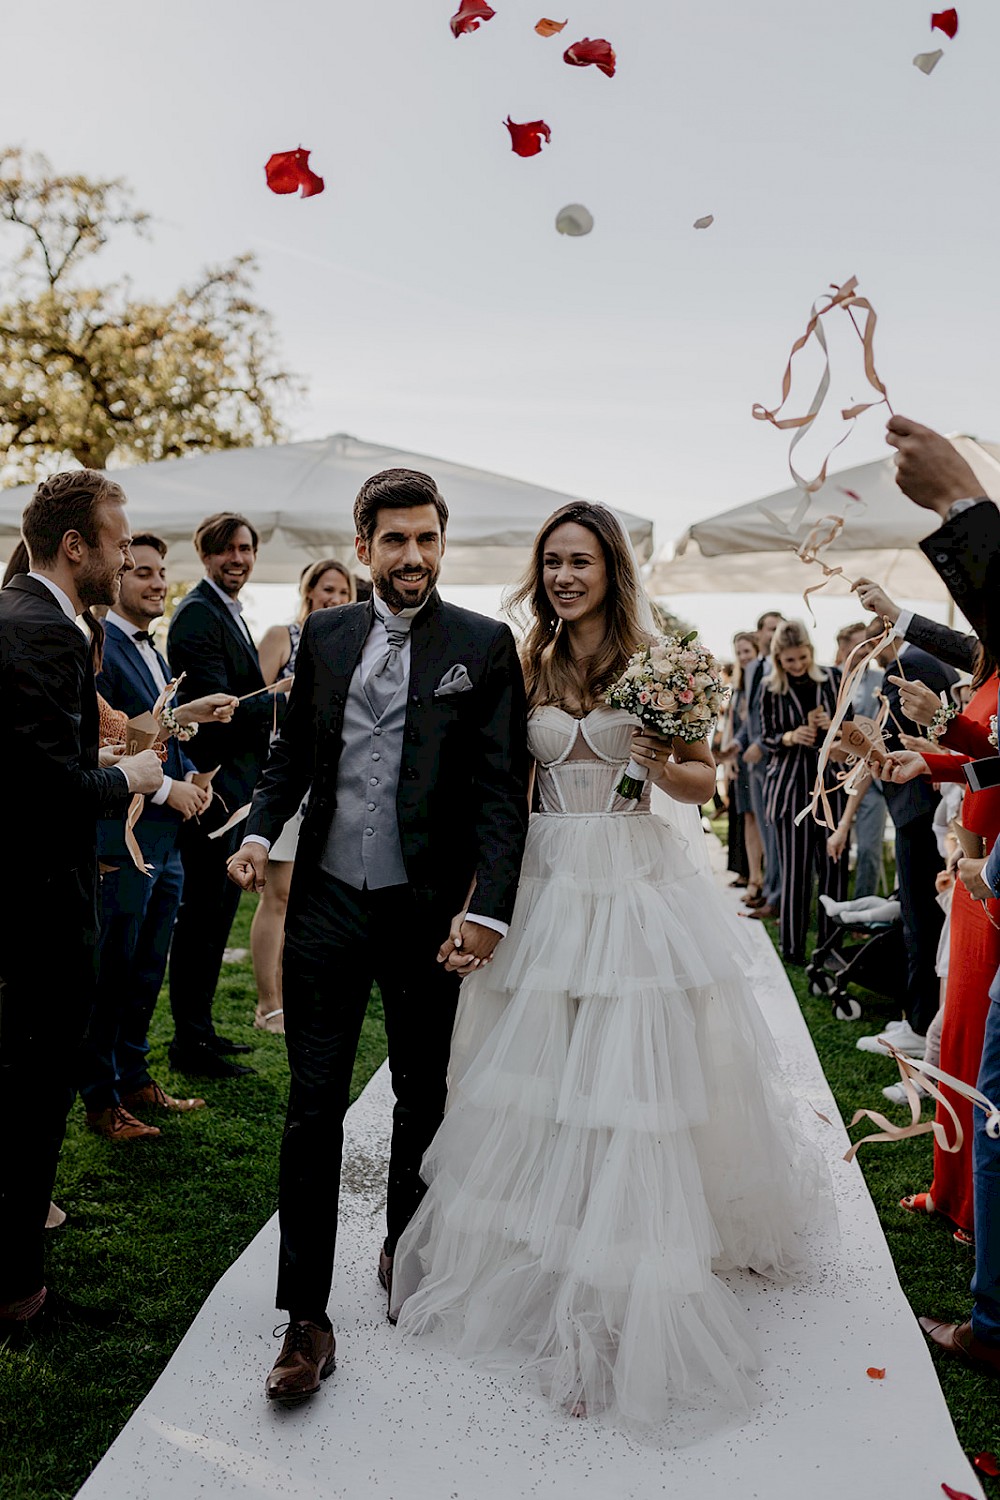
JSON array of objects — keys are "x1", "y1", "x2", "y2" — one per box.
[
  {"x1": 775, "y1": 809, "x2": 849, "y2": 962},
  {"x1": 168, "y1": 822, "x2": 243, "y2": 1049},
  {"x1": 894, "y1": 810, "x2": 945, "y2": 1035},
  {"x1": 276, "y1": 870, "x2": 460, "y2": 1316},
  {"x1": 0, "y1": 872, "x2": 98, "y2": 1302}
]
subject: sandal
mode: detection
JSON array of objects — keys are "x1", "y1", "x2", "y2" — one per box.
[
  {"x1": 254, "y1": 1007, "x2": 285, "y2": 1035},
  {"x1": 899, "y1": 1192, "x2": 936, "y2": 1215},
  {"x1": 954, "y1": 1228, "x2": 974, "y2": 1246}
]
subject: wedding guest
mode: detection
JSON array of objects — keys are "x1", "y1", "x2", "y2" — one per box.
[
  {"x1": 866, "y1": 415, "x2": 1000, "y2": 1373},
  {"x1": 82, "y1": 534, "x2": 239, "y2": 1140},
  {"x1": 839, "y1": 622, "x2": 888, "y2": 898},
  {"x1": 835, "y1": 620, "x2": 868, "y2": 668},
  {"x1": 249, "y1": 560, "x2": 356, "y2": 1034},
  {"x1": 735, "y1": 610, "x2": 785, "y2": 921},
  {"x1": 0, "y1": 471, "x2": 163, "y2": 1338},
  {"x1": 722, "y1": 632, "x2": 764, "y2": 902},
  {"x1": 166, "y1": 513, "x2": 286, "y2": 1080},
  {"x1": 761, "y1": 619, "x2": 848, "y2": 965}
]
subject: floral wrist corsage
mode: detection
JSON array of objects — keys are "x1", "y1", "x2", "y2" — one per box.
[
  {"x1": 990, "y1": 714, "x2": 998, "y2": 750},
  {"x1": 927, "y1": 702, "x2": 958, "y2": 745},
  {"x1": 160, "y1": 704, "x2": 198, "y2": 742}
]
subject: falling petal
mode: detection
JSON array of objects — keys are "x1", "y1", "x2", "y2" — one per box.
[
  {"x1": 556, "y1": 203, "x2": 594, "y2": 236},
  {"x1": 693, "y1": 214, "x2": 714, "y2": 229},
  {"x1": 941, "y1": 1486, "x2": 976, "y2": 1500},
  {"x1": 931, "y1": 8, "x2": 959, "y2": 38},
  {"x1": 913, "y1": 48, "x2": 944, "y2": 72},
  {"x1": 563, "y1": 37, "x2": 616, "y2": 76},
  {"x1": 265, "y1": 147, "x2": 325, "y2": 198},
  {"x1": 839, "y1": 488, "x2": 863, "y2": 503},
  {"x1": 536, "y1": 17, "x2": 567, "y2": 35},
  {"x1": 504, "y1": 117, "x2": 552, "y2": 157},
  {"x1": 866, "y1": 1367, "x2": 886, "y2": 1379},
  {"x1": 450, "y1": 0, "x2": 496, "y2": 38},
  {"x1": 973, "y1": 1454, "x2": 1000, "y2": 1477}
]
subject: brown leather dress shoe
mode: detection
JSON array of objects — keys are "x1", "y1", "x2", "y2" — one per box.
[
  {"x1": 918, "y1": 1317, "x2": 1000, "y2": 1375},
  {"x1": 120, "y1": 1081, "x2": 206, "y2": 1113},
  {"x1": 265, "y1": 1320, "x2": 336, "y2": 1405},
  {"x1": 740, "y1": 904, "x2": 778, "y2": 921},
  {"x1": 378, "y1": 1249, "x2": 396, "y2": 1325},
  {"x1": 85, "y1": 1106, "x2": 161, "y2": 1142}
]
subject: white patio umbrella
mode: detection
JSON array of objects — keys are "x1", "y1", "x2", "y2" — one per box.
[
  {"x1": 647, "y1": 435, "x2": 1000, "y2": 603},
  {"x1": 0, "y1": 434, "x2": 653, "y2": 585}
]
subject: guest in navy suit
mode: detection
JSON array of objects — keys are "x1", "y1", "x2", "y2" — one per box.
[{"x1": 80, "y1": 535, "x2": 239, "y2": 1139}]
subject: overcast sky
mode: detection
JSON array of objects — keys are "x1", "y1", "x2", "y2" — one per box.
[{"x1": 3, "y1": 0, "x2": 994, "y2": 654}]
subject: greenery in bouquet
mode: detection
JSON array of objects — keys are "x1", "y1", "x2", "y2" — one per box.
[{"x1": 606, "y1": 631, "x2": 729, "y2": 799}]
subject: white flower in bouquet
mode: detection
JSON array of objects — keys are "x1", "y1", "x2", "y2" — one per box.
[{"x1": 605, "y1": 631, "x2": 729, "y2": 799}]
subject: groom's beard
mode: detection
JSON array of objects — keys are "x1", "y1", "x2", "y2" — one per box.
[{"x1": 372, "y1": 564, "x2": 440, "y2": 612}]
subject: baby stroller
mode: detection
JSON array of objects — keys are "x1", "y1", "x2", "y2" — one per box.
[{"x1": 805, "y1": 895, "x2": 907, "y2": 1021}]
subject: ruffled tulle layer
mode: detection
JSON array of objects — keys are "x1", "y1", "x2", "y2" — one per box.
[{"x1": 391, "y1": 810, "x2": 830, "y2": 1433}]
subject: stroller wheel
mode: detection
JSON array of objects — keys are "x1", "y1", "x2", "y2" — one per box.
[
  {"x1": 833, "y1": 997, "x2": 863, "y2": 1021},
  {"x1": 808, "y1": 972, "x2": 835, "y2": 998}
]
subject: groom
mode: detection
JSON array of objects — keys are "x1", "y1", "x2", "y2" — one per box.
[{"x1": 228, "y1": 467, "x2": 529, "y2": 1404}]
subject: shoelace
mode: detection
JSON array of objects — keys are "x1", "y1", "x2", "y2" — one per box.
[{"x1": 273, "y1": 1321, "x2": 321, "y2": 1356}]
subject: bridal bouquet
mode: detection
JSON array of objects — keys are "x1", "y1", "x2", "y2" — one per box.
[{"x1": 606, "y1": 631, "x2": 729, "y2": 800}]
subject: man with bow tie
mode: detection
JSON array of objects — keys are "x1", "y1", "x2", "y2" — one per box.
[{"x1": 228, "y1": 468, "x2": 529, "y2": 1405}]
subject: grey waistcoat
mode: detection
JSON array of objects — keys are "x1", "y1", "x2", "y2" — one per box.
[{"x1": 320, "y1": 660, "x2": 409, "y2": 890}]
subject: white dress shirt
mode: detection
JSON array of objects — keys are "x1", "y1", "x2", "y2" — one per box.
[
  {"x1": 204, "y1": 576, "x2": 256, "y2": 646},
  {"x1": 106, "y1": 610, "x2": 174, "y2": 806}
]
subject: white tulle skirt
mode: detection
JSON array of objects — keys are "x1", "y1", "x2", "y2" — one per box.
[{"x1": 391, "y1": 807, "x2": 829, "y2": 1434}]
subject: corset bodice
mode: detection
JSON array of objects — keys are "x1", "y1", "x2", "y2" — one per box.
[{"x1": 528, "y1": 705, "x2": 650, "y2": 815}]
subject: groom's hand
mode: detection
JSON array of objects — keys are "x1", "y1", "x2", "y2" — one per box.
[
  {"x1": 886, "y1": 415, "x2": 980, "y2": 519},
  {"x1": 227, "y1": 841, "x2": 269, "y2": 893},
  {"x1": 437, "y1": 917, "x2": 502, "y2": 974}
]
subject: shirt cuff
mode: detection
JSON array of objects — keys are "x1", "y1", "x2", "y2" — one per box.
[
  {"x1": 893, "y1": 608, "x2": 913, "y2": 640},
  {"x1": 242, "y1": 834, "x2": 271, "y2": 852},
  {"x1": 114, "y1": 765, "x2": 131, "y2": 789},
  {"x1": 151, "y1": 776, "x2": 172, "y2": 807},
  {"x1": 466, "y1": 911, "x2": 509, "y2": 938}
]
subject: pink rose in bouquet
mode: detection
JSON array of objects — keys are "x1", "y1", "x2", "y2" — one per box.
[{"x1": 605, "y1": 631, "x2": 728, "y2": 799}]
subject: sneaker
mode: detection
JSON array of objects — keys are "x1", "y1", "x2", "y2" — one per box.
[
  {"x1": 856, "y1": 1019, "x2": 926, "y2": 1058},
  {"x1": 882, "y1": 1080, "x2": 929, "y2": 1106}
]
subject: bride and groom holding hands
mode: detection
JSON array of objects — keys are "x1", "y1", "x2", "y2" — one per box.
[{"x1": 229, "y1": 465, "x2": 823, "y2": 1429}]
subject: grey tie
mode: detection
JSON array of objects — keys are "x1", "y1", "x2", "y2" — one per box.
[{"x1": 364, "y1": 617, "x2": 410, "y2": 719}]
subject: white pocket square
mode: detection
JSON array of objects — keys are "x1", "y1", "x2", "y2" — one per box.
[{"x1": 434, "y1": 664, "x2": 473, "y2": 698}]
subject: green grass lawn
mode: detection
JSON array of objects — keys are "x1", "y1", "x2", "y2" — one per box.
[{"x1": 3, "y1": 874, "x2": 999, "y2": 1499}]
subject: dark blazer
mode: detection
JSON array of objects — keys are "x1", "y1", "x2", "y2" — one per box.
[
  {"x1": 920, "y1": 500, "x2": 1000, "y2": 663},
  {"x1": 166, "y1": 578, "x2": 274, "y2": 813},
  {"x1": 245, "y1": 590, "x2": 530, "y2": 925},
  {"x1": 904, "y1": 611, "x2": 978, "y2": 675},
  {"x1": 0, "y1": 576, "x2": 132, "y2": 961},
  {"x1": 734, "y1": 656, "x2": 770, "y2": 755},
  {"x1": 96, "y1": 621, "x2": 196, "y2": 859},
  {"x1": 880, "y1": 642, "x2": 958, "y2": 828},
  {"x1": 760, "y1": 668, "x2": 845, "y2": 822}
]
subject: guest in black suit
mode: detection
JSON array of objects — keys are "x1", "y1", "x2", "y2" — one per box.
[
  {"x1": 166, "y1": 513, "x2": 282, "y2": 1078},
  {"x1": 82, "y1": 534, "x2": 241, "y2": 1141},
  {"x1": 227, "y1": 467, "x2": 529, "y2": 1404},
  {"x1": 852, "y1": 576, "x2": 978, "y2": 674},
  {"x1": 0, "y1": 471, "x2": 163, "y2": 1336}
]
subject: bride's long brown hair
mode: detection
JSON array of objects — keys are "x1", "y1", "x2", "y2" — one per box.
[{"x1": 506, "y1": 502, "x2": 655, "y2": 713}]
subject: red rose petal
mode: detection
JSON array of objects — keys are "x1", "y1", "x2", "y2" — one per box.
[
  {"x1": 265, "y1": 147, "x2": 325, "y2": 199},
  {"x1": 973, "y1": 1453, "x2": 1000, "y2": 1477},
  {"x1": 450, "y1": 0, "x2": 495, "y2": 37},
  {"x1": 866, "y1": 1366, "x2": 886, "y2": 1379},
  {"x1": 504, "y1": 116, "x2": 552, "y2": 157},
  {"x1": 563, "y1": 37, "x2": 616, "y2": 76},
  {"x1": 535, "y1": 17, "x2": 567, "y2": 35},
  {"x1": 941, "y1": 1485, "x2": 976, "y2": 1500},
  {"x1": 931, "y1": 8, "x2": 959, "y2": 38}
]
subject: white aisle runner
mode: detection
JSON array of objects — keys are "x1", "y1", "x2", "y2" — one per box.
[{"x1": 78, "y1": 873, "x2": 983, "y2": 1500}]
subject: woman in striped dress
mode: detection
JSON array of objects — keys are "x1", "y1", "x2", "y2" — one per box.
[{"x1": 761, "y1": 619, "x2": 849, "y2": 965}]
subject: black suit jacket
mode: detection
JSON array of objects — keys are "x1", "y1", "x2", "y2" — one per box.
[
  {"x1": 880, "y1": 642, "x2": 958, "y2": 828},
  {"x1": 245, "y1": 590, "x2": 530, "y2": 924},
  {"x1": 920, "y1": 500, "x2": 1000, "y2": 663},
  {"x1": 166, "y1": 578, "x2": 274, "y2": 812},
  {"x1": 0, "y1": 576, "x2": 132, "y2": 970},
  {"x1": 904, "y1": 611, "x2": 978, "y2": 675}
]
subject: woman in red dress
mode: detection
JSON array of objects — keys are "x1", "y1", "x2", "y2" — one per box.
[{"x1": 882, "y1": 654, "x2": 999, "y2": 1240}]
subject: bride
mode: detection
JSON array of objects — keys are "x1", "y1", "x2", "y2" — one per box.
[{"x1": 390, "y1": 501, "x2": 827, "y2": 1431}]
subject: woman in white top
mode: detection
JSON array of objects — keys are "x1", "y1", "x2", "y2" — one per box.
[{"x1": 250, "y1": 560, "x2": 355, "y2": 1032}]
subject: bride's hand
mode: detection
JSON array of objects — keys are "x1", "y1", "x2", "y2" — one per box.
[{"x1": 630, "y1": 729, "x2": 673, "y2": 785}]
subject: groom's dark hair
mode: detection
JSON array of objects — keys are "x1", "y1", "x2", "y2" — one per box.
[{"x1": 354, "y1": 469, "x2": 448, "y2": 545}]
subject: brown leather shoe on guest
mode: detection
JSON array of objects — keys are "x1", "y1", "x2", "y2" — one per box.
[
  {"x1": 265, "y1": 1320, "x2": 336, "y2": 1405},
  {"x1": 740, "y1": 904, "x2": 778, "y2": 921},
  {"x1": 85, "y1": 1106, "x2": 161, "y2": 1142},
  {"x1": 378, "y1": 1249, "x2": 396, "y2": 1325},
  {"x1": 918, "y1": 1317, "x2": 1000, "y2": 1375},
  {"x1": 120, "y1": 1081, "x2": 206, "y2": 1113}
]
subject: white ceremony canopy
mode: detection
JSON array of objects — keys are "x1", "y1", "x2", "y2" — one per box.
[
  {"x1": 647, "y1": 435, "x2": 1000, "y2": 603},
  {"x1": 0, "y1": 434, "x2": 653, "y2": 585}
]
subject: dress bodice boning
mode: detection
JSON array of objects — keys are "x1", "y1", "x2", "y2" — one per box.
[{"x1": 528, "y1": 705, "x2": 651, "y2": 815}]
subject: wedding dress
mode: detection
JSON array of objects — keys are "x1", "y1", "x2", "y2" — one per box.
[{"x1": 391, "y1": 705, "x2": 828, "y2": 1432}]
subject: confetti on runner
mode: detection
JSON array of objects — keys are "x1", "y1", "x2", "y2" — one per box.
[
  {"x1": 505, "y1": 117, "x2": 552, "y2": 156},
  {"x1": 450, "y1": 0, "x2": 495, "y2": 37},
  {"x1": 931, "y1": 8, "x2": 959, "y2": 38},
  {"x1": 693, "y1": 214, "x2": 714, "y2": 229},
  {"x1": 556, "y1": 203, "x2": 594, "y2": 235},
  {"x1": 973, "y1": 1454, "x2": 1000, "y2": 1477},
  {"x1": 563, "y1": 37, "x2": 616, "y2": 76},
  {"x1": 535, "y1": 17, "x2": 567, "y2": 35},
  {"x1": 866, "y1": 1367, "x2": 886, "y2": 1380},
  {"x1": 264, "y1": 148, "x2": 325, "y2": 198},
  {"x1": 913, "y1": 48, "x2": 944, "y2": 72},
  {"x1": 941, "y1": 1486, "x2": 976, "y2": 1500}
]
